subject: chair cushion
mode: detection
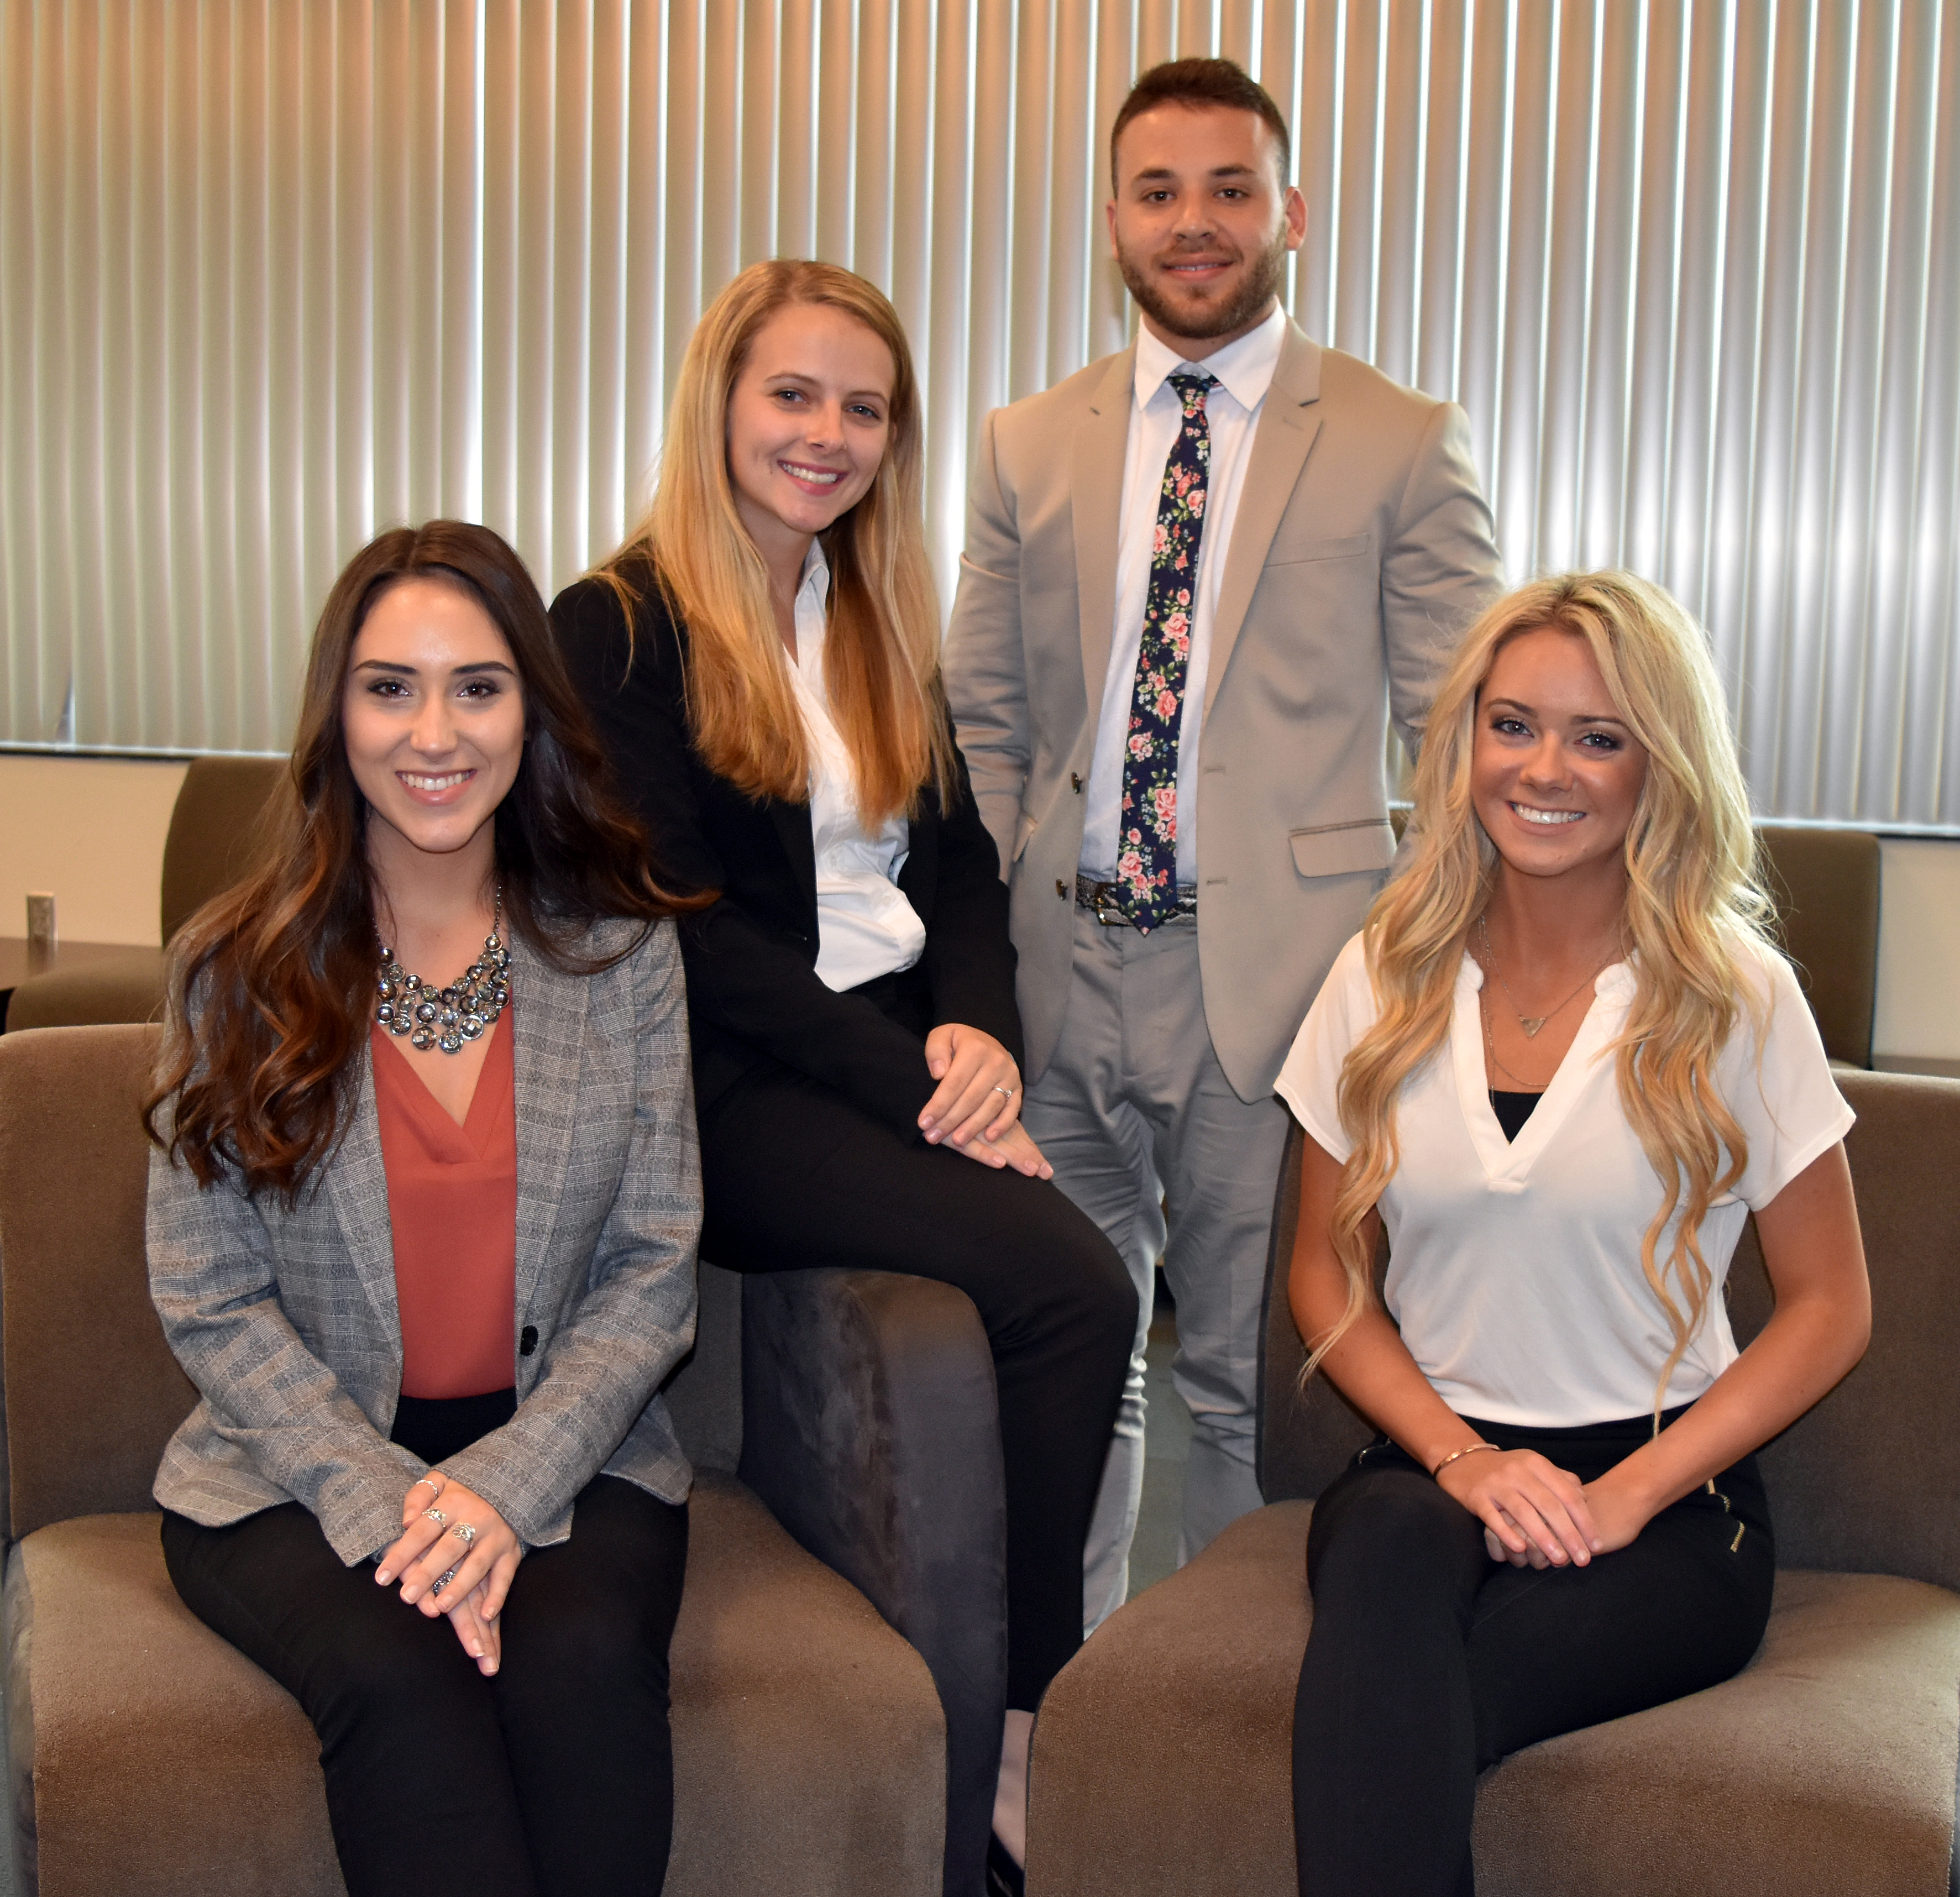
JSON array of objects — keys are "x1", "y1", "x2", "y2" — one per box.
[
  {"x1": 668, "y1": 1473, "x2": 945, "y2": 1896},
  {"x1": 1028, "y1": 1502, "x2": 1960, "y2": 1896},
  {"x1": 8, "y1": 1474, "x2": 944, "y2": 1897},
  {"x1": 1474, "y1": 1565, "x2": 1960, "y2": 1895},
  {"x1": 1029, "y1": 1501, "x2": 1310, "y2": 1896},
  {"x1": 7, "y1": 1514, "x2": 339, "y2": 1897}
]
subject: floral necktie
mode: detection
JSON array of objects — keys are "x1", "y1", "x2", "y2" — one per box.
[{"x1": 1115, "y1": 369, "x2": 1215, "y2": 932}]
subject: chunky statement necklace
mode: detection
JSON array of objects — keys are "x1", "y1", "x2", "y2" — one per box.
[{"x1": 375, "y1": 891, "x2": 512, "y2": 1056}]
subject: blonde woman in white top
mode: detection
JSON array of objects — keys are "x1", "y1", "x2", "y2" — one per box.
[{"x1": 1276, "y1": 572, "x2": 1869, "y2": 1897}]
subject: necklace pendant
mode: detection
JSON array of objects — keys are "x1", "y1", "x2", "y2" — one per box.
[{"x1": 1519, "y1": 1016, "x2": 1548, "y2": 1038}]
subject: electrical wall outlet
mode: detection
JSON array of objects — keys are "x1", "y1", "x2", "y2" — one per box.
[{"x1": 25, "y1": 893, "x2": 55, "y2": 950}]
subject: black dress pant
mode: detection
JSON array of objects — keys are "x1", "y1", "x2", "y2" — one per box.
[
  {"x1": 1292, "y1": 1412, "x2": 1774, "y2": 1897},
  {"x1": 697, "y1": 1016, "x2": 1136, "y2": 1710},
  {"x1": 163, "y1": 1391, "x2": 688, "y2": 1897}
]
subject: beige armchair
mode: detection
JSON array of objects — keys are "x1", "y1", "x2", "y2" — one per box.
[
  {"x1": 1755, "y1": 825, "x2": 1882, "y2": 1068},
  {"x1": 0, "y1": 1024, "x2": 956, "y2": 1896},
  {"x1": 1026, "y1": 1070, "x2": 1960, "y2": 1896},
  {"x1": 4, "y1": 757, "x2": 284, "y2": 1031}
]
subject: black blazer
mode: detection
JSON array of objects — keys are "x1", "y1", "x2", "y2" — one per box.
[{"x1": 550, "y1": 559, "x2": 1023, "y2": 1141}]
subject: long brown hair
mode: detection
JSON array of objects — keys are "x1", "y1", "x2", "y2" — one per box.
[
  {"x1": 148, "y1": 520, "x2": 700, "y2": 1203},
  {"x1": 598, "y1": 259, "x2": 954, "y2": 825},
  {"x1": 1307, "y1": 573, "x2": 1777, "y2": 1417}
]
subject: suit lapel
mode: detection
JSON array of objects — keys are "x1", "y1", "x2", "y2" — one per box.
[
  {"x1": 1203, "y1": 326, "x2": 1324, "y2": 720},
  {"x1": 1072, "y1": 349, "x2": 1137, "y2": 713},
  {"x1": 508, "y1": 932, "x2": 588, "y2": 1317},
  {"x1": 326, "y1": 1039, "x2": 402, "y2": 1342}
]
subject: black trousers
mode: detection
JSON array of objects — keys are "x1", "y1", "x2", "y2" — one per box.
[
  {"x1": 697, "y1": 998, "x2": 1136, "y2": 1710},
  {"x1": 163, "y1": 1391, "x2": 688, "y2": 1897},
  {"x1": 1292, "y1": 1412, "x2": 1774, "y2": 1897}
]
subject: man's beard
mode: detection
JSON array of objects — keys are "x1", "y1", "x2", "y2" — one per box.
[{"x1": 1118, "y1": 224, "x2": 1290, "y2": 342}]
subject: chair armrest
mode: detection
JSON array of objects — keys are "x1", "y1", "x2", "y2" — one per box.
[
  {"x1": 1026, "y1": 1501, "x2": 1312, "y2": 1896},
  {"x1": 738, "y1": 1267, "x2": 1005, "y2": 1897},
  {"x1": 660, "y1": 1261, "x2": 744, "y2": 1476}
]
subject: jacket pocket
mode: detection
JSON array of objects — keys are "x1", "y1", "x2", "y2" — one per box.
[
  {"x1": 1289, "y1": 818, "x2": 1396, "y2": 878},
  {"x1": 1264, "y1": 530, "x2": 1375, "y2": 569},
  {"x1": 1013, "y1": 809, "x2": 1039, "y2": 862}
]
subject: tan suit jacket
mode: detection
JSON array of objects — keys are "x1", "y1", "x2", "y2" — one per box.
[{"x1": 944, "y1": 321, "x2": 1503, "y2": 1103}]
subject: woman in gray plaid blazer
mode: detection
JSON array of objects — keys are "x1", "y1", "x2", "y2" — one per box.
[{"x1": 145, "y1": 522, "x2": 703, "y2": 1897}]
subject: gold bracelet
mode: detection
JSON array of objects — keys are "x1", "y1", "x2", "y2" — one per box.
[{"x1": 1430, "y1": 1442, "x2": 1501, "y2": 1479}]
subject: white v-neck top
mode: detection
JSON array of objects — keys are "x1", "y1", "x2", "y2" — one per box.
[
  {"x1": 786, "y1": 543, "x2": 927, "y2": 993},
  {"x1": 1275, "y1": 931, "x2": 1854, "y2": 1426}
]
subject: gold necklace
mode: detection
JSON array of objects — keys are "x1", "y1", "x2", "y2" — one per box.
[
  {"x1": 1480, "y1": 988, "x2": 1549, "y2": 1090},
  {"x1": 1476, "y1": 914, "x2": 1613, "y2": 1039}
]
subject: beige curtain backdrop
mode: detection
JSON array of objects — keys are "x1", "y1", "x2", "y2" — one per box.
[{"x1": 3, "y1": 0, "x2": 1956, "y2": 827}]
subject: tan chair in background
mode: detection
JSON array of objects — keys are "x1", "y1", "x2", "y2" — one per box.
[
  {"x1": 1755, "y1": 825, "x2": 1883, "y2": 1068},
  {"x1": 1026, "y1": 1070, "x2": 1960, "y2": 1896},
  {"x1": 4, "y1": 757, "x2": 284, "y2": 1031},
  {"x1": 0, "y1": 1024, "x2": 974, "y2": 1897}
]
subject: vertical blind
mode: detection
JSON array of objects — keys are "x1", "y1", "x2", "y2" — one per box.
[{"x1": 3, "y1": 0, "x2": 1956, "y2": 828}]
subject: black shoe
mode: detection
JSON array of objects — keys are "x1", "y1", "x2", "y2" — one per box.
[{"x1": 986, "y1": 1832, "x2": 1027, "y2": 1897}]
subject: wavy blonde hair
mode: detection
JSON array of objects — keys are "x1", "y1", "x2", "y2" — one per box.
[
  {"x1": 599, "y1": 259, "x2": 952, "y2": 825},
  {"x1": 1308, "y1": 572, "x2": 1778, "y2": 1417}
]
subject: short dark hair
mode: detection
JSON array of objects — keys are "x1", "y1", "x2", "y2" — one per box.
[{"x1": 1109, "y1": 58, "x2": 1291, "y2": 193}]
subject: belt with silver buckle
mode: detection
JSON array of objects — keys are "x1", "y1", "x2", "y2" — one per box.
[{"x1": 1074, "y1": 874, "x2": 1199, "y2": 927}]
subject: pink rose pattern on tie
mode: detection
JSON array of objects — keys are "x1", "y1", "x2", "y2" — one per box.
[{"x1": 1116, "y1": 369, "x2": 1215, "y2": 931}]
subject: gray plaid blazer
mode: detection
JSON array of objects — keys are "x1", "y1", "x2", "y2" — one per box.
[{"x1": 149, "y1": 917, "x2": 700, "y2": 1566}]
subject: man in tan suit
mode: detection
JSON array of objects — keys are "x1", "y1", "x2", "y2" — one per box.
[{"x1": 944, "y1": 57, "x2": 1504, "y2": 1627}]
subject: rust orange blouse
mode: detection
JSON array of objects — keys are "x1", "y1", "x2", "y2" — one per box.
[{"x1": 370, "y1": 1016, "x2": 518, "y2": 1400}]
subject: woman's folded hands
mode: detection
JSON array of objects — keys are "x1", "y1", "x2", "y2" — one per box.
[
  {"x1": 919, "y1": 1023, "x2": 1054, "y2": 1180},
  {"x1": 376, "y1": 1473, "x2": 525, "y2": 1675},
  {"x1": 1434, "y1": 1447, "x2": 1605, "y2": 1570}
]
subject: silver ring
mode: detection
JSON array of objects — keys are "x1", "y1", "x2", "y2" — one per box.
[
  {"x1": 422, "y1": 1507, "x2": 448, "y2": 1527},
  {"x1": 412, "y1": 1475, "x2": 443, "y2": 1495},
  {"x1": 449, "y1": 1522, "x2": 476, "y2": 1548},
  {"x1": 992, "y1": 1084, "x2": 1014, "y2": 1099},
  {"x1": 432, "y1": 1565, "x2": 459, "y2": 1595}
]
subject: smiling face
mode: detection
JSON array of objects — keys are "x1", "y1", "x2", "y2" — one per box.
[
  {"x1": 341, "y1": 577, "x2": 525, "y2": 874},
  {"x1": 725, "y1": 301, "x2": 895, "y2": 571},
  {"x1": 1471, "y1": 625, "x2": 1650, "y2": 893},
  {"x1": 1107, "y1": 103, "x2": 1306, "y2": 354}
]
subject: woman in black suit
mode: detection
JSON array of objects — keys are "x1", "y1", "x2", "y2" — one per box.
[{"x1": 550, "y1": 259, "x2": 1135, "y2": 1893}]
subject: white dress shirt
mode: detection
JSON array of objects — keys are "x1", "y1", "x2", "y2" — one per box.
[
  {"x1": 1274, "y1": 931, "x2": 1854, "y2": 1427},
  {"x1": 1078, "y1": 302, "x2": 1288, "y2": 884},
  {"x1": 785, "y1": 543, "x2": 927, "y2": 993}
]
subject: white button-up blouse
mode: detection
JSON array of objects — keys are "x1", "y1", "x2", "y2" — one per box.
[
  {"x1": 1078, "y1": 304, "x2": 1287, "y2": 887},
  {"x1": 786, "y1": 543, "x2": 928, "y2": 994}
]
